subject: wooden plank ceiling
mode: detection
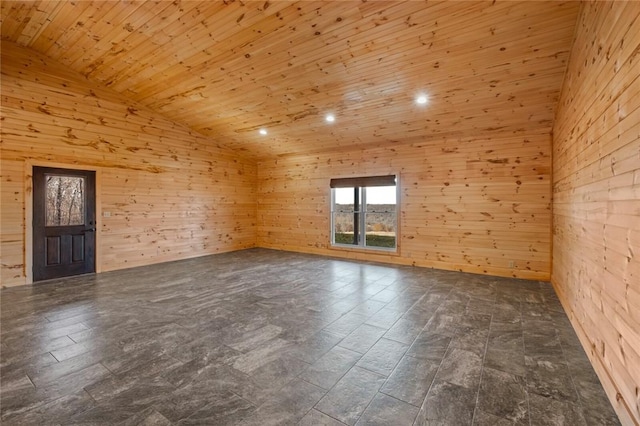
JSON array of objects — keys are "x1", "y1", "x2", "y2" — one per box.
[{"x1": 1, "y1": 1, "x2": 580, "y2": 159}]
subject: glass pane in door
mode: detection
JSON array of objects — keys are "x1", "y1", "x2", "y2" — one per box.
[{"x1": 45, "y1": 175, "x2": 85, "y2": 226}]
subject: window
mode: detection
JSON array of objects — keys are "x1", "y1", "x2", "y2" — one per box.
[{"x1": 330, "y1": 175, "x2": 398, "y2": 251}]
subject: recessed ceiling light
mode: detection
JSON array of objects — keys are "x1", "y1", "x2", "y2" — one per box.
[
  {"x1": 415, "y1": 94, "x2": 429, "y2": 105},
  {"x1": 259, "y1": 128, "x2": 267, "y2": 135},
  {"x1": 325, "y1": 114, "x2": 335, "y2": 123}
]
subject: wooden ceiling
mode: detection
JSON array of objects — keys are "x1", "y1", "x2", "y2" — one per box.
[{"x1": 1, "y1": 1, "x2": 580, "y2": 159}]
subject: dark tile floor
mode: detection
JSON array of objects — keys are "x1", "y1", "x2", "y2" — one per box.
[{"x1": 0, "y1": 248, "x2": 620, "y2": 425}]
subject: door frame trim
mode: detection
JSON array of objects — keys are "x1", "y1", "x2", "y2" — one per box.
[{"x1": 25, "y1": 161, "x2": 102, "y2": 284}]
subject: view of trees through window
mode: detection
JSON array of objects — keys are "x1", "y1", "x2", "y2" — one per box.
[
  {"x1": 45, "y1": 175, "x2": 85, "y2": 226},
  {"x1": 332, "y1": 185, "x2": 397, "y2": 249}
]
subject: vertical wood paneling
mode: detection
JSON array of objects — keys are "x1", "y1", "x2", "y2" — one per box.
[
  {"x1": 552, "y1": 2, "x2": 640, "y2": 425},
  {"x1": 257, "y1": 133, "x2": 552, "y2": 280},
  {"x1": 0, "y1": 41, "x2": 257, "y2": 287}
]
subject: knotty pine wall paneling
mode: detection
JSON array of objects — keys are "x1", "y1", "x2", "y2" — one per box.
[
  {"x1": 551, "y1": 2, "x2": 640, "y2": 425},
  {"x1": 257, "y1": 133, "x2": 552, "y2": 280},
  {"x1": 0, "y1": 42, "x2": 257, "y2": 287}
]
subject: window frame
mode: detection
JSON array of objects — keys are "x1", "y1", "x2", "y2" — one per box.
[{"x1": 330, "y1": 175, "x2": 400, "y2": 253}]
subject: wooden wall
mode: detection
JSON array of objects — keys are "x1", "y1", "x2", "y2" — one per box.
[
  {"x1": 257, "y1": 132, "x2": 552, "y2": 280},
  {"x1": 0, "y1": 41, "x2": 257, "y2": 287},
  {"x1": 551, "y1": 2, "x2": 640, "y2": 425}
]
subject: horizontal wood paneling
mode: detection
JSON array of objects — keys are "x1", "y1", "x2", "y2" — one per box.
[
  {"x1": 0, "y1": 41, "x2": 257, "y2": 287},
  {"x1": 551, "y1": 2, "x2": 640, "y2": 425},
  {"x1": 257, "y1": 134, "x2": 552, "y2": 280}
]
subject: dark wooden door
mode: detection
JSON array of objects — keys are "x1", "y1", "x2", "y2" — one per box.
[{"x1": 33, "y1": 167, "x2": 96, "y2": 281}]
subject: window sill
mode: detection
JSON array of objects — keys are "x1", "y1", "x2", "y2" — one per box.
[{"x1": 329, "y1": 244, "x2": 401, "y2": 257}]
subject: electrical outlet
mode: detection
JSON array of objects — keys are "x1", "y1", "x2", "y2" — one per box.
[
  {"x1": 103, "y1": 211, "x2": 111, "y2": 218},
  {"x1": 508, "y1": 260, "x2": 515, "y2": 268}
]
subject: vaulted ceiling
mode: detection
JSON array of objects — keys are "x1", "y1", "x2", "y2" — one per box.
[{"x1": 1, "y1": 1, "x2": 580, "y2": 159}]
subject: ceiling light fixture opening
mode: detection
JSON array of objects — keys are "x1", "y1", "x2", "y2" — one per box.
[
  {"x1": 325, "y1": 114, "x2": 335, "y2": 123},
  {"x1": 259, "y1": 128, "x2": 268, "y2": 135},
  {"x1": 415, "y1": 94, "x2": 429, "y2": 105}
]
